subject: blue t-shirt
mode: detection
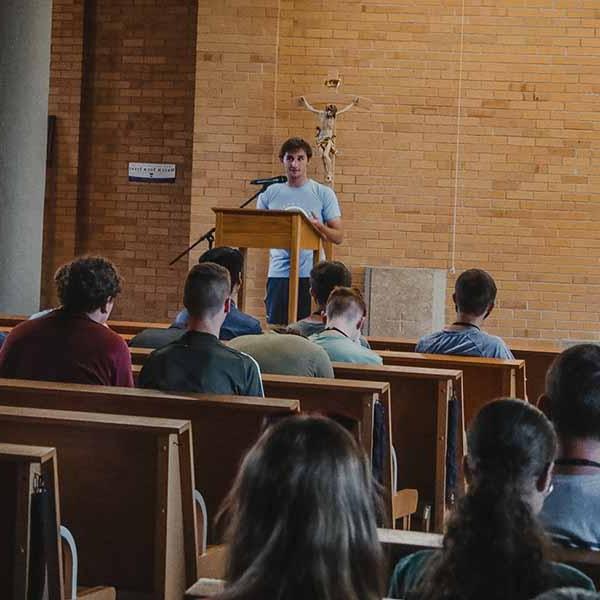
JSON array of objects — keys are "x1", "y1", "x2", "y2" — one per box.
[
  {"x1": 0, "y1": 332, "x2": 5, "y2": 349},
  {"x1": 416, "y1": 328, "x2": 514, "y2": 360},
  {"x1": 173, "y1": 303, "x2": 262, "y2": 341},
  {"x1": 257, "y1": 179, "x2": 341, "y2": 278}
]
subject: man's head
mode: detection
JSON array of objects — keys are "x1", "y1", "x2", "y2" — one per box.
[
  {"x1": 278, "y1": 137, "x2": 312, "y2": 186},
  {"x1": 55, "y1": 256, "x2": 122, "y2": 321},
  {"x1": 310, "y1": 261, "x2": 352, "y2": 309},
  {"x1": 198, "y1": 246, "x2": 243, "y2": 295},
  {"x1": 543, "y1": 344, "x2": 600, "y2": 441},
  {"x1": 184, "y1": 262, "x2": 231, "y2": 325},
  {"x1": 453, "y1": 269, "x2": 497, "y2": 318},
  {"x1": 325, "y1": 287, "x2": 367, "y2": 341}
]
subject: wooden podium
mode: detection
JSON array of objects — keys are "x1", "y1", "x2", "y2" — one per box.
[{"x1": 213, "y1": 208, "x2": 333, "y2": 324}]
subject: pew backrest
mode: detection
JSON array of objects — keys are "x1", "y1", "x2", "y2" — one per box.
[
  {"x1": 368, "y1": 336, "x2": 560, "y2": 407},
  {"x1": 377, "y1": 351, "x2": 526, "y2": 424},
  {"x1": 0, "y1": 378, "x2": 298, "y2": 546},
  {"x1": 0, "y1": 405, "x2": 197, "y2": 600}
]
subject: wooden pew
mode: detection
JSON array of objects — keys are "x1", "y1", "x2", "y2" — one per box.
[
  {"x1": 332, "y1": 363, "x2": 464, "y2": 532},
  {"x1": 376, "y1": 351, "x2": 526, "y2": 425},
  {"x1": 368, "y1": 336, "x2": 561, "y2": 406},
  {"x1": 0, "y1": 405, "x2": 197, "y2": 600},
  {"x1": 0, "y1": 379, "x2": 299, "y2": 547},
  {"x1": 0, "y1": 443, "x2": 63, "y2": 600}
]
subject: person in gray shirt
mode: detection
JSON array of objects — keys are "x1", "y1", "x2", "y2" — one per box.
[
  {"x1": 228, "y1": 329, "x2": 334, "y2": 378},
  {"x1": 416, "y1": 268, "x2": 514, "y2": 360},
  {"x1": 539, "y1": 344, "x2": 600, "y2": 551}
]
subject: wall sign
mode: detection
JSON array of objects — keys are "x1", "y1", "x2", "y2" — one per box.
[{"x1": 128, "y1": 162, "x2": 176, "y2": 183}]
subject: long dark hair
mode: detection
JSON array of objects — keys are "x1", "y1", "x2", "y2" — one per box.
[
  {"x1": 419, "y1": 399, "x2": 557, "y2": 600},
  {"x1": 215, "y1": 415, "x2": 385, "y2": 600}
]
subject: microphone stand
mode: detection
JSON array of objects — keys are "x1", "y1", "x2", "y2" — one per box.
[{"x1": 169, "y1": 184, "x2": 269, "y2": 266}]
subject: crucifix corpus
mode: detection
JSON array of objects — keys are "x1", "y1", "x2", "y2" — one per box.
[
  {"x1": 299, "y1": 96, "x2": 358, "y2": 183},
  {"x1": 297, "y1": 74, "x2": 369, "y2": 185}
]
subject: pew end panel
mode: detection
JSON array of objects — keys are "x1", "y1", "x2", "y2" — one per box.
[
  {"x1": 0, "y1": 443, "x2": 64, "y2": 600},
  {"x1": 0, "y1": 406, "x2": 197, "y2": 600},
  {"x1": 332, "y1": 363, "x2": 465, "y2": 533}
]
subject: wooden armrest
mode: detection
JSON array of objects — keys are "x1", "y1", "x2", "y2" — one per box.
[
  {"x1": 393, "y1": 488, "x2": 418, "y2": 530},
  {"x1": 198, "y1": 545, "x2": 228, "y2": 579},
  {"x1": 76, "y1": 587, "x2": 116, "y2": 600},
  {"x1": 185, "y1": 578, "x2": 225, "y2": 599}
]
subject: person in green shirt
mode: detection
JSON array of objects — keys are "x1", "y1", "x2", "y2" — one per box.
[{"x1": 388, "y1": 399, "x2": 595, "y2": 600}]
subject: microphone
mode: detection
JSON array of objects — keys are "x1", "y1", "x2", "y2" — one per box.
[{"x1": 250, "y1": 175, "x2": 287, "y2": 186}]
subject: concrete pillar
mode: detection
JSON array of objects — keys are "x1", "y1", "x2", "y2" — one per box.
[{"x1": 0, "y1": 1, "x2": 52, "y2": 313}]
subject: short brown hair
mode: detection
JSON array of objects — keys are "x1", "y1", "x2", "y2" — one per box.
[
  {"x1": 278, "y1": 137, "x2": 313, "y2": 161},
  {"x1": 325, "y1": 287, "x2": 367, "y2": 321},
  {"x1": 184, "y1": 262, "x2": 230, "y2": 319},
  {"x1": 455, "y1": 269, "x2": 497, "y2": 316}
]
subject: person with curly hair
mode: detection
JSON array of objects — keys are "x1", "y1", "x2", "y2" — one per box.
[
  {"x1": 0, "y1": 256, "x2": 133, "y2": 386},
  {"x1": 388, "y1": 399, "x2": 595, "y2": 600},
  {"x1": 214, "y1": 414, "x2": 385, "y2": 600}
]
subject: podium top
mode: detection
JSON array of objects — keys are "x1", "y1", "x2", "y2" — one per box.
[
  {"x1": 212, "y1": 207, "x2": 313, "y2": 221},
  {"x1": 211, "y1": 207, "x2": 327, "y2": 252}
]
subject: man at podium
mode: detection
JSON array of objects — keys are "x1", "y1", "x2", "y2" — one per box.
[{"x1": 257, "y1": 137, "x2": 344, "y2": 324}]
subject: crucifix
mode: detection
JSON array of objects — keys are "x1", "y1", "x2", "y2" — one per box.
[{"x1": 297, "y1": 73, "x2": 369, "y2": 185}]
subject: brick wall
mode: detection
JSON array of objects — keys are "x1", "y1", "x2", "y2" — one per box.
[
  {"x1": 192, "y1": 0, "x2": 600, "y2": 343},
  {"x1": 44, "y1": 0, "x2": 197, "y2": 321}
]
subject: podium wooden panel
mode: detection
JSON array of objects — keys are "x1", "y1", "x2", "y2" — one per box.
[{"x1": 213, "y1": 208, "x2": 333, "y2": 324}]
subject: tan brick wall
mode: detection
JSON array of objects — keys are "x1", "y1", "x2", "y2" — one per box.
[
  {"x1": 193, "y1": 0, "x2": 600, "y2": 342},
  {"x1": 44, "y1": 0, "x2": 197, "y2": 321}
]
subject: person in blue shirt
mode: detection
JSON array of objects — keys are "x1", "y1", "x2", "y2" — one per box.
[
  {"x1": 416, "y1": 268, "x2": 514, "y2": 359},
  {"x1": 172, "y1": 246, "x2": 261, "y2": 341},
  {"x1": 257, "y1": 137, "x2": 344, "y2": 325}
]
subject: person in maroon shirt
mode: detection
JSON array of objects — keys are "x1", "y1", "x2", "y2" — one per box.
[{"x1": 0, "y1": 256, "x2": 133, "y2": 387}]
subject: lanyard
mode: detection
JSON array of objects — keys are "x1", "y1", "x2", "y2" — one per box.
[
  {"x1": 452, "y1": 321, "x2": 481, "y2": 331},
  {"x1": 324, "y1": 327, "x2": 349, "y2": 338}
]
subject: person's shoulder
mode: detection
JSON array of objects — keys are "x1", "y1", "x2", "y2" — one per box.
[
  {"x1": 547, "y1": 561, "x2": 596, "y2": 591},
  {"x1": 415, "y1": 330, "x2": 444, "y2": 350},
  {"x1": 309, "y1": 178, "x2": 337, "y2": 198},
  {"x1": 477, "y1": 330, "x2": 514, "y2": 359},
  {"x1": 389, "y1": 550, "x2": 437, "y2": 598}
]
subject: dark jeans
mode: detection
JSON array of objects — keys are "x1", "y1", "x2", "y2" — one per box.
[{"x1": 265, "y1": 277, "x2": 311, "y2": 325}]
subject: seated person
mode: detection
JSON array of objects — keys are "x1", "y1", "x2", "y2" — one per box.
[
  {"x1": 310, "y1": 287, "x2": 382, "y2": 365},
  {"x1": 0, "y1": 256, "x2": 133, "y2": 386},
  {"x1": 139, "y1": 262, "x2": 263, "y2": 396},
  {"x1": 227, "y1": 329, "x2": 334, "y2": 378},
  {"x1": 214, "y1": 415, "x2": 384, "y2": 600},
  {"x1": 539, "y1": 344, "x2": 600, "y2": 551},
  {"x1": 534, "y1": 591, "x2": 600, "y2": 600},
  {"x1": 416, "y1": 268, "x2": 514, "y2": 359},
  {"x1": 172, "y1": 246, "x2": 261, "y2": 341},
  {"x1": 288, "y1": 259, "x2": 370, "y2": 348},
  {"x1": 388, "y1": 399, "x2": 594, "y2": 600}
]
